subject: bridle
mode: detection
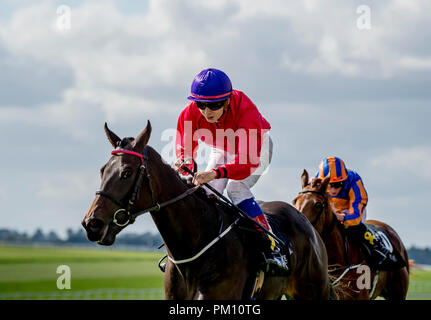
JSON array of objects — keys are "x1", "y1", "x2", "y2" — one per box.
[
  {"x1": 298, "y1": 189, "x2": 328, "y2": 227},
  {"x1": 298, "y1": 189, "x2": 365, "y2": 287},
  {"x1": 95, "y1": 145, "x2": 199, "y2": 227},
  {"x1": 95, "y1": 145, "x2": 238, "y2": 266},
  {"x1": 298, "y1": 189, "x2": 338, "y2": 239}
]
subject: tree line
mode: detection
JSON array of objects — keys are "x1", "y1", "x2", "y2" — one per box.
[
  {"x1": 1, "y1": 227, "x2": 431, "y2": 265},
  {"x1": 0, "y1": 227, "x2": 162, "y2": 249}
]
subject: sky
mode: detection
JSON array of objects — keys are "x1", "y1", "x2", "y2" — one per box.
[{"x1": 0, "y1": 0, "x2": 430, "y2": 247}]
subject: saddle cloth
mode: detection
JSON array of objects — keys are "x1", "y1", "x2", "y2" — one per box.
[
  {"x1": 365, "y1": 224, "x2": 394, "y2": 253},
  {"x1": 363, "y1": 224, "x2": 407, "y2": 270}
]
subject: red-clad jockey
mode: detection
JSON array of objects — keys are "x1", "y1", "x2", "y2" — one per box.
[{"x1": 173, "y1": 68, "x2": 287, "y2": 271}]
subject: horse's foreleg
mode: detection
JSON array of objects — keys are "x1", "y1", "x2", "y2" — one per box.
[
  {"x1": 194, "y1": 272, "x2": 248, "y2": 300},
  {"x1": 164, "y1": 260, "x2": 187, "y2": 300},
  {"x1": 292, "y1": 238, "x2": 332, "y2": 299}
]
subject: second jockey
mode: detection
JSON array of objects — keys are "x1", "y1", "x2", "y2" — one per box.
[{"x1": 314, "y1": 156, "x2": 398, "y2": 269}]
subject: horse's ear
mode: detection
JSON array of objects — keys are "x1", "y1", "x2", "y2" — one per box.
[
  {"x1": 104, "y1": 122, "x2": 121, "y2": 148},
  {"x1": 301, "y1": 169, "x2": 309, "y2": 189},
  {"x1": 319, "y1": 176, "x2": 331, "y2": 193},
  {"x1": 132, "y1": 120, "x2": 152, "y2": 152}
]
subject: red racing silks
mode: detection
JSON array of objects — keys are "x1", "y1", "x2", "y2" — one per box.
[
  {"x1": 175, "y1": 90, "x2": 271, "y2": 180},
  {"x1": 253, "y1": 214, "x2": 270, "y2": 232}
]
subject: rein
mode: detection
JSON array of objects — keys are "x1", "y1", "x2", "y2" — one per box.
[
  {"x1": 330, "y1": 263, "x2": 363, "y2": 286},
  {"x1": 95, "y1": 146, "x2": 237, "y2": 266},
  {"x1": 168, "y1": 218, "x2": 240, "y2": 265}
]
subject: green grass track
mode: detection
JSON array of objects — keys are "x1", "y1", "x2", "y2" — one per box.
[
  {"x1": 1, "y1": 245, "x2": 430, "y2": 300},
  {"x1": 0, "y1": 246, "x2": 165, "y2": 299}
]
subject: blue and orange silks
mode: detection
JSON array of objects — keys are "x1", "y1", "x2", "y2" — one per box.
[{"x1": 315, "y1": 166, "x2": 368, "y2": 227}]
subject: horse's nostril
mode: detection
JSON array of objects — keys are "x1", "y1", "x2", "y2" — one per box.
[{"x1": 86, "y1": 218, "x2": 104, "y2": 232}]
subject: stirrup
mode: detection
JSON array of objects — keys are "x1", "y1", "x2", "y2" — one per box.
[
  {"x1": 373, "y1": 249, "x2": 388, "y2": 266},
  {"x1": 262, "y1": 252, "x2": 289, "y2": 275},
  {"x1": 374, "y1": 248, "x2": 405, "y2": 269},
  {"x1": 158, "y1": 255, "x2": 167, "y2": 273},
  {"x1": 375, "y1": 248, "x2": 388, "y2": 259}
]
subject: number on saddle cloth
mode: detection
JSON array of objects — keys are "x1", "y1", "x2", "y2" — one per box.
[
  {"x1": 365, "y1": 224, "x2": 393, "y2": 253},
  {"x1": 363, "y1": 224, "x2": 407, "y2": 270}
]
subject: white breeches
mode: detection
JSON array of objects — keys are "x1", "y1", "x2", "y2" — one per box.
[{"x1": 204, "y1": 132, "x2": 273, "y2": 205}]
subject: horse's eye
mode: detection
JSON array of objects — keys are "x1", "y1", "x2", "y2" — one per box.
[
  {"x1": 121, "y1": 170, "x2": 132, "y2": 179},
  {"x1": 314, "y1": 202, "x2": 323, "y2": 212}
]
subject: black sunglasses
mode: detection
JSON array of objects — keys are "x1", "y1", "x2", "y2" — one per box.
[
  {"x1": 196, "y1": 100, "x2": 227, "y2": 111},
  {"x1": 329, "y1": 181, "x2": 344, "y2": 189}
]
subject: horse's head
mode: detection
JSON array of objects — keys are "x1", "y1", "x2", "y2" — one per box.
[
  {"x1": 293, "y1": 169, "x2": 333, "y2": 234},
  {"x1": 81, "y1": 121, "x2": 154, "y2": 245}
]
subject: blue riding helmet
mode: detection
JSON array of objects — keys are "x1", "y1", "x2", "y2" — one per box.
[{"x1": 188, "y1": 68, "x2": 232, "y2": 102}]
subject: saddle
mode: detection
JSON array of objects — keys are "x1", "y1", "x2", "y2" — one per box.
[
  {"x1": 161, "y1": 187, "x2": 293, "y2": 299},
  {"x1": 184, "y1": 180, "x2": 293, "y2": 275},
  {"x1": 362, "y1": 224, "x2": 406, "y2": 271},
  {"x1": 342, "y1": 223, "x2": 406, "y2": 271}
]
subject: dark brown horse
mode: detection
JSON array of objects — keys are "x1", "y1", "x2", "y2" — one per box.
[
  {"x1": 82, "y1": 121, "x2": 334, "y2": 300},
  {"x1": 293, "y1": 170, "x2": 409, "y2": 300}
]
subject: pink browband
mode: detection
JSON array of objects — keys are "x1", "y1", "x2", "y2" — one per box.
[{"x1": 111, "y1": 149, "x2": 144, "y2": 163}]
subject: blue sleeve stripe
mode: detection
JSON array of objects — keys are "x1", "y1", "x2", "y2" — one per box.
[
  {"x1": 323, "y1": 158, "x2": 329, "y2": 176},
  {"x1": 344, "y1": 182, "x2": 362, "y2": 221},
  {"x1": 344, "y1": 211, "x2": 360, "y2": 221},
  {"x1": 335, "y1": 158, "x2": 342, "y2": 179}
]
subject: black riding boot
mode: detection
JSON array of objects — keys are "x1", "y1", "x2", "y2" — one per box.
[{"x1": 346, "y1": 223, "x2": 390, "y2": 269}]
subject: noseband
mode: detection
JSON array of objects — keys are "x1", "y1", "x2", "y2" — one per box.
[{"x1": 95, "y1": 146, "x2": 198, "y2": 227}]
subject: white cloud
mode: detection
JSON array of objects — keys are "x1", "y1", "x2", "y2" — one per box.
[
  {"x1": 398, "y1": 56, "x2": 431, "y2": 70},
  {"x1": 36, "y1": 171, "x2": 99, "y2": 200},
  {"x1": 0, "y1": 1, "x2": 207, "y2": 88},
  {"x1": 2, "y1": 0, "x2": 430, "y2": 96},
  {"x1": 371, "y1": 146, "x2": 431, "y2": 179},
  {"x1": 0, "y1": 0, "x2": 430, "y2": 122},
  {"x1": 0, "y1": 0, "x2": 430, "y2": 246},
  {"x1": 0, "y1": 0, "x2": 208, "y2": 140}
]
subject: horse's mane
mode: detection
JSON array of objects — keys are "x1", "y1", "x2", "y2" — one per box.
[
  {"x1": 114, "y1": 138, "x2": 231, "y2": 214},
  {"x1": 146, "y1": 145, "x2": 219, "y2": 205}
]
